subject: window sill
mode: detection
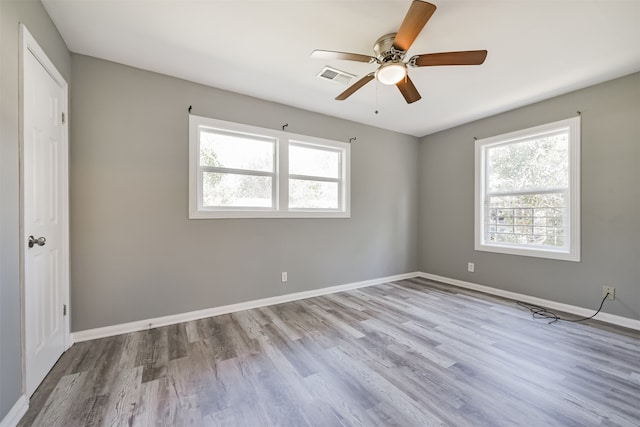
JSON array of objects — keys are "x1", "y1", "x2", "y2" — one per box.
[
  {"x1": 189, "y1": 209, "x2": 351, "y2": 219},
  {"x1": 474, "y1": 242, "x2": 580, "y2": 262}
]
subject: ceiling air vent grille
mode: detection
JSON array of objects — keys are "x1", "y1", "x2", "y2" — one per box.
[{"x1": 317, "y1": 66, "x2": 356, "y2": 85}]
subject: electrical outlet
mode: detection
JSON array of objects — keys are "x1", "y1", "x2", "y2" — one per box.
[
  {"x1": 602, "y1": 286, "x2": 615, "y2": 300},
  {"x1": 467, "y1": 262, "x2": 475, "y2": 273},
  {"x1": 281, "y1": 272, "x2": 288, "y2": 283}
]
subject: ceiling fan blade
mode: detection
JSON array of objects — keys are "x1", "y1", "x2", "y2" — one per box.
[
  {"x1": 411, "y1": 50, "x2": 488, "y2": 67},
  {"x1": 393, "y1": 1, "x2": 437, "y2": 52},
  {"x1": 311, "y1": 50, "x2": 376, "y2": 63},
  {"x1": 335, "y1": 73, "x2": 375, "y2": 101},
  {"x1": 397, "y1": 75, "x2": 421, "y2": 104}
]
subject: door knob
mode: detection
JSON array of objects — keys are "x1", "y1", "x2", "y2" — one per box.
[{"x1": 28, "y1": 235, "x2": 46, "y2": 248}]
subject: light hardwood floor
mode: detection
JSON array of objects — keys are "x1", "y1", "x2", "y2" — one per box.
[{"x1": 18, "y1": 278, "x2": 640, "y2": 426}]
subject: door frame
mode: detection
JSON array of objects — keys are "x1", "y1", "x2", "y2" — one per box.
[{"x1": 19, "y1": 24, "x2": 71, "y2": 396}]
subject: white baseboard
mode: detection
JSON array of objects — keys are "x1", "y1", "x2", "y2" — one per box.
[
  {"x1": 418, "y1": 272, "x2": 640, "y2": 331},
  {"x1": 0, "y1": 395, "x2": 28, "y2": 427},
  {"x1": 71, "y1": 270, "x2": 639, "y2": 343},
  {"x1": 71, "y1": 272, "x2": 420, "y2": 343}
]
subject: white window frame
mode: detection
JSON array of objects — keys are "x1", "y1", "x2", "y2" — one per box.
[
  {"x1": 474, "y1": 116, "x2": 581, "y2": 261},
  {"x1": 189, "y1": 115, "x2": 350, "y2": 219}
]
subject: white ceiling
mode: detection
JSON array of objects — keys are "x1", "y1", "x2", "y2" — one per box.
[{"x1": 42, "y1": 0, "x2": 640, "y2": 137}]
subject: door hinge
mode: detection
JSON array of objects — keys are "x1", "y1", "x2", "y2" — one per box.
[
  {"x1": 63, "y1": 304, "x2": 67, "y2": 316},
  {"x1": 62, "y1": 112, "x2": 65, "y2": 124}
]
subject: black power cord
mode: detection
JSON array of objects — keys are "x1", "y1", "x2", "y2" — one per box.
[{"x1": 517, "y1": 293, "x2": 610, "y2": 324}]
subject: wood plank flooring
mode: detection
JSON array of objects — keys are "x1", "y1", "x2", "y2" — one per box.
[{"x1": 18, "y1": 278, "x2": 640, "y2": 426}]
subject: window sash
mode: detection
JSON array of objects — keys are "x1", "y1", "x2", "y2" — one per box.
[
  {"x1": 484, "y1": 190, "x2": 569, "y2": 250},
  {"x1": 198, "y1": 170, "x2": 276, "y2": 211},
  {"x1": 198, "y1": 129, "x2": 276, "y2": 173},
  {"x1": 288, "y1": 174, "x2": 344, "y2": 212},
  {"x1": 288, "y1": 141, "x2": 343, "y2": 179}
]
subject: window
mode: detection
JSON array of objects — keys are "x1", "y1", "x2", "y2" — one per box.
[
  {"x1": 474, "y1": 117, "x2": 580, "y2": 261},
  {"x1": 189, "y1": 115, "x2": 350, "y2": 218}
]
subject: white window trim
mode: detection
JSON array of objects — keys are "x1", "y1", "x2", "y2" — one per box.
[
  {"x1": 474, "y1": 116, "x2": 581, "y2": 261},
  {"x1": 189, "y1": 115, "x2": 351, "y2": 219}
]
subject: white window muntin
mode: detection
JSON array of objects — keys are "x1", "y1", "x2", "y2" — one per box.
[
  {"x1": 288, "y1": 140, "x2": 345, "y2": 212},
  {"x1": 189, "y1": 114, "x2": 350, "y2": 219},
  {"x1": 474, "y1": 116, "x2": 580, "y2": 261}
]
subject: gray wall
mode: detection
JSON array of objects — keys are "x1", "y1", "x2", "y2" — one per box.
[
  {"x1": 69, "y1": 54, "x2": 419, "y2": 332},
  {"x1": 0, "y1": 0, "x2": 70, "y2": 419},
  {"x1": 418, "y1": 72, "x2": 640, "y2": 320}
]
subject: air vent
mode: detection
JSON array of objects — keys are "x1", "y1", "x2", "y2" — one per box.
[{"x1": 317, "y1": 66, "x2": 356, "y2": 85}]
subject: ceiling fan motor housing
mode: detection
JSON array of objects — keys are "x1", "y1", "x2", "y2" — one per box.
[{"x1": 374, "y1": 33, "x2": 406, "y2": 63}]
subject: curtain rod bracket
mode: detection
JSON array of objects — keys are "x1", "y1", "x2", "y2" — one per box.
[
  {"x1": 282, "y1": 123, "x2": 288, "y2": 131},
  {"x1": 349, "y1": 137, "x2": 356, "y2": 143},
  {"x1": 188, "y1": 105, "x2": 192, "y2": 114}
]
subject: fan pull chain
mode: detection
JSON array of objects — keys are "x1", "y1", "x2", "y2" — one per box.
[{"x1": 374, "y1": 81, "x2": 379, "y2": 115}]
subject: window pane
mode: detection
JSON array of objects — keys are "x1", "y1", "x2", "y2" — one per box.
[
  {"x1": 203, "y1": 172, "x2": 272, "y2": 207},
  {"x1": 200, "y1": 130, "x2": 274, "y2": 172},
  {"x1": 487, "y1": 132, "x2": 568, "y2": 193},
  {"x1": 289, "y1": 144, "x2": 340, "y2": 178},
  {"x1": 289, "y1": 179, "x2": 338, "y2": 209},
  {"x1": 486, "y1": 192, "x2": 567, "y2": 247}
]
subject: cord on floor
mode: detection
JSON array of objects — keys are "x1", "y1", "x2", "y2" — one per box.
[{"x1": 517, "y1": 293, "x2": 609, "y2": 324}]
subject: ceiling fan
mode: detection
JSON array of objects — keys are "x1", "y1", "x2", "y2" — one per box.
[{"x1": 311, "y1": 0, "x2": 487, "y2": 104}]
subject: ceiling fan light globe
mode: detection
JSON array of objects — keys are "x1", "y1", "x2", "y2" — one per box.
[{"x1": 376, "y1": 62, "x2": 407, "y2": 85}]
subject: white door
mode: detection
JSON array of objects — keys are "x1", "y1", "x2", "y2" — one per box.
[{"x1": 21, "y1": 25, "x2": 70, "y2": 396}]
